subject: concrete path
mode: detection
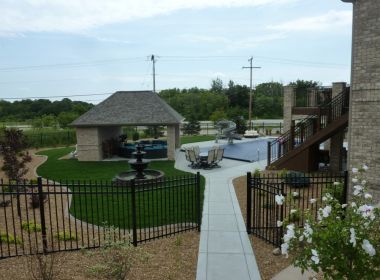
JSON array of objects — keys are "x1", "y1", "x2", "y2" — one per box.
[{"x1": 175, "y1": 142, "x2": 265, "y2": 280}]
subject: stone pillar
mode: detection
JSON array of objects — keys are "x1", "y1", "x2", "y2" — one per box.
[
  {"x1": 342, "y1": 0, "x2": 380, "y2": 202},
  {"x1": 167, "y1": 125, "x2": 176, "y2": 160},
  {"x1": 174, "y1": 124, "x2": 180, "y2": 149},
  {"x1": 329, "y1": 82, "x2": 347, "y2": 172},
  {"x1": 283, "y1": 86, "x2": 295, "y2": 132},
  {"x1": 76, "y1": 127, "x2": 102, "y2": 161}
]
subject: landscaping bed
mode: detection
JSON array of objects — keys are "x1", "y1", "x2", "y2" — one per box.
[{"x1": 0, "y1": 231, "x2": 199, "y2": 280}]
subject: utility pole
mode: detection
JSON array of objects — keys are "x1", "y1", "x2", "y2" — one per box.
[
  {"x1": 243, "y1": 57, "x2": 261, "y2": 129},
  {"x1": 151, "y1": 54, "x2": 157, "y2": 93}
]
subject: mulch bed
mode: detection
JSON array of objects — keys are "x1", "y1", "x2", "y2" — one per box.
[{"x1": 0, "y1": 231, "x2": 199, "y2": 280}]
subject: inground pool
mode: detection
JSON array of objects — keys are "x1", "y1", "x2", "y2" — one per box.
[{"x1": 200, "y1": 137, "x2": 275, "y2": 162}]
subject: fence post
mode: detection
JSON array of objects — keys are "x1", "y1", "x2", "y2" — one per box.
[
  {"x1": 196, "y1": 172, "x2": 201, "y2": 232},
  {"x1": 37, "y1": 177, "x2": 48, "y2": 253},
  {"x1": 131, "y1": 180, "x2": 138, "y2": 247},
  {"x1": 278, "y1": 181, "x2": 285, "y2": 247},
  {"x1": 342, "y1": 171, "x2": 349, "y2": 204},
  {"x1": 246, "y1": 172, "x2": 252, "y2": 234},
  {"x1": 279, "y1": 122, "x2": 282, "y2": 134},
  {"x1": 290, "y1": 120, "x2": 295, "y2": 150},
  {"x1": 267, "y1": 142, "x2": 271, "y2": 167}
]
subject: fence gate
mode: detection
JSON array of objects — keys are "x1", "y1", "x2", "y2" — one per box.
[
  {"x1": 246, "y1": 172, "x2": 348, "y2": 247},
  {"x1": 246, "y1": 172, "x2": 284, "y2": 247}
]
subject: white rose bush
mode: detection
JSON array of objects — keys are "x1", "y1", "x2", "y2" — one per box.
[{"x1": 277, "y1": 166, "x2": 380, "y2": 279}]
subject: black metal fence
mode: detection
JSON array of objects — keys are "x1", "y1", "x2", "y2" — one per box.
[
  {"x1": 246, "y1": 171, "x2": 348, "y2": 247},
  {"x1": 0, "y1": 173, "x2": 201, "y2": 259}
]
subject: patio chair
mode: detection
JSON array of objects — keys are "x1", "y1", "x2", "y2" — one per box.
[
  {"x1": 213, "y1": 148, "x2": 224, "y2": 168},
  {"x1": 184, "y1": 148, "x2": 192, "y2": 167},
  {"x1": 188, "y1": 149, "x2": 200, "y2": 169},
  {"x1": 193, "y1": 146, "x2": 201, "y2": 160},
  {"x1": 203, "y1": 149, "x2": 216, "y2": 169}
]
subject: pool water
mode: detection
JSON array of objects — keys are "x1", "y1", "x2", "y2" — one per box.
[{"x1": 201, "y1": 138, "x2": 275, "y2": 162}]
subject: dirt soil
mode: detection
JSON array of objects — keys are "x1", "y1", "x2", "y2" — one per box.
[
  {"x1": 0, "y1": 149, "x2": 200, "y2": 280},
  {"x1": 233, "y1": 175, "x2": 292, "y2": 280},
  {"x1": 0, "y1": 231, "x2": 199, "y2": 280}
]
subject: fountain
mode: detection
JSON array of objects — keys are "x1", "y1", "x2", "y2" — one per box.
[{"x1": 114, "y1": 143, "x2": 164, "y2": 185}]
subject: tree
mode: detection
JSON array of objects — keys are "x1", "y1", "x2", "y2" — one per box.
[
  {"x1": 210, "y1": 108, "x2": 228, "y2": 123},
  {"x1": 0, "y1": 128, "x2": 32, "y2": 216},
  {"x1": 210, "y1": 78, "x2": 224, "y2": 94},
  {"x1": 182, "y1": 117, "x2": 201, "y2": 135},
  {"x1": 57, "y1": 111, "x2": 79, "y2": 128}
]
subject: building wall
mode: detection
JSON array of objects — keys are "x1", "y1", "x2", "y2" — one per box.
[{"x1": 346, "y1": 0, "x2": 380, "y2": 201}]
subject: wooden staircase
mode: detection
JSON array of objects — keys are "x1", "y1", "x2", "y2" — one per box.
[{"x1": 267, "y1": 89, "x2": 350, "y2": 172}]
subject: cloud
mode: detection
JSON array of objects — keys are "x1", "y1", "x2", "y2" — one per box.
[
  {"x1": 267, "y1": 10, "x2": 352, "y2": 32},
  {"x1": 0, "y1": 0, "x2": 295, "y2": 36},
  {"x1": 181, "y1": 32, "x2": 286, "y2": 50}
]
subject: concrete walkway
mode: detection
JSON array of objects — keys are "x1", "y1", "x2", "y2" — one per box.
[{"x1": 175, "y1": 142, "x2": 265, "y2": 280}]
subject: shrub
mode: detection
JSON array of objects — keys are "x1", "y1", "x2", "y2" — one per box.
[
  {"x1": 88, "y1": 226, "x2": 146, "y2": 280},
  {"x1": 252, "y1": 168, "x2": 261, "y2": 177},
  {"x1": 284, "y1": 171, "x2": 310, "y2": 188},
  {"x1": 279, "y1": 165, "x2": 380, "y2": 280},
  {"x1": 323, "y1": 181, "x2": 344, "y2": 203},
  {"x1": 132, "y1": 132, "x2": 140, "y2": 141},
  {"x1": 54, "y1": 231, "x2": 78, "y2": 241},
  {"x1": 22, "y1": 222, "x2": 42, "y2": 233},
  {"x1": 0, "y1": 232, "x2": 22, "y2": 244}
]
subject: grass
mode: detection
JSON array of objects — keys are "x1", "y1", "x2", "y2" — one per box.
[
  {"x1": 180, "y1": 135, "x2": 214, "y2": 145},
  {"x1": 36, "y1": 147, "x2": 205, "y2": 229}
]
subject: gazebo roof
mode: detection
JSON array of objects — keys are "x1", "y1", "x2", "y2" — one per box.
[{"x1": 70, "y1": 91, "x2": 184, "y2": 127}]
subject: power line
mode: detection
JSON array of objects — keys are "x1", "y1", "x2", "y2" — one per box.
[
  {"x1": 0, "y1": 55, "x2": 348, "y2": 73},
  {"x1": 1, "y1": 92, "x2": 113, "y2": 100},
  {"x1": 0, "y1": 57, "x2": 145, "y2": 72}
]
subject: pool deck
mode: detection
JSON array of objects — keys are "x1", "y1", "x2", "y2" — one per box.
[{"x1": 175, "y1": 140, "x2": 267, "y2": 280}]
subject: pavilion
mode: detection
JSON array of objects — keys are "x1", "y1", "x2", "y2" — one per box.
[{"x1": 70, "y1": 91, "x2": 184, "y2": 161}]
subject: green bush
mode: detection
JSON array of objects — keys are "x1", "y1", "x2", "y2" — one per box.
[
  {"x1": 132, "y1": 132, "x2": 140, "y2": 141},
  {"x1": 22, "y1": 221, "x2": 42, "y2": 233},
  {"x1": 284, "y1": 171, "x2": 310, "y2": 188},
  {"x1": 0, "y1": 232, "x2": 22, "y2": 244},
  {"x1": 54, "y1": 231, "x2": 78, "y2": 241},
  {"x1": 323, "y1": 182, "x2": 344, "y2": 203}
]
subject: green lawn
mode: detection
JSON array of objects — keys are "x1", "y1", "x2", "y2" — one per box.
[
  {"x1": 36, "y1": 147, "x2": 204, "y2": 229},
  {"x1": 180, "y1": 135, "x2": 214, "y2": 145}
]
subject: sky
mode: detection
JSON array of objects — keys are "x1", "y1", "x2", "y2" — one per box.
[{"x1": 0, "y1": 0, "x2": 354, "y2": 104}]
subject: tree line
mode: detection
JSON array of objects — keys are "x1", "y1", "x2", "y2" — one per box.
[
  {"x1": 0, "y1": 98, "x2": 93, "y2": 128},
  {"x1": 0, "y1": 79, "x2": 319, "y2": 127}
]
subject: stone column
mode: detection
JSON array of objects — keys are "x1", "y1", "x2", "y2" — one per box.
[
  {"x1": 76, "y1": 127, "x2": 102, "y2": 161},
  {"x1": 329, "y1": 82, "x2": 347, "y2": 172},
  {"x1": 342, "y1": 0, "x2": 380, "y2": 202},
  {"x1": 174, "y1": 124, "x2": 180, "y2": 149},
  {"x1": 166, "y1": 125, "x2": 176, "y2": 160},
  {"x1": 283, "y1": 86, "x2": 295, "y2": 132}
]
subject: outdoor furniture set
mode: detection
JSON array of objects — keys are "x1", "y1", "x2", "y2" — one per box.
[{"x1": 184, "y1": 146, "x2": 224, "y2": 169}]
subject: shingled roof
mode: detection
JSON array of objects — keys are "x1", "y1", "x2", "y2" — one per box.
[{"x1": 71, "y1": 91, "x2": 184, "y2": 127}]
